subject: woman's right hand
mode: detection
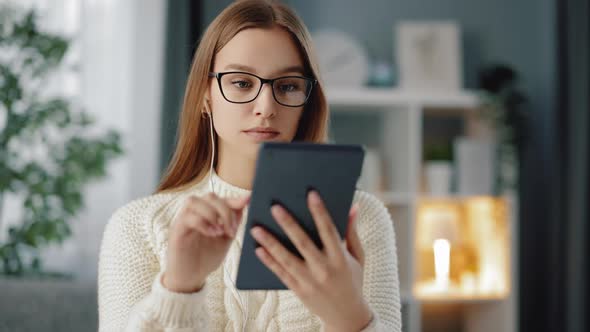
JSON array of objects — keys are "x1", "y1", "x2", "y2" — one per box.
[{"x1": 162, "y1": 192, "x2": 250, "y2": 293}]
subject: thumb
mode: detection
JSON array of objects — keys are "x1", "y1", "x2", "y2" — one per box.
[
  {"x1": 226, "y1": 194, "x2": 251, "y2": 223},
  {"x1": 345, "y1": 204, "x2": 364, "y2": 266},
  {"x1": 226, "y1": 194, "x2": 251, "y2": 211}
]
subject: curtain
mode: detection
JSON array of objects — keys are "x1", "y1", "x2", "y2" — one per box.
[{"x1": 519, "y1": 0, "x2": 589, "y2": 331}]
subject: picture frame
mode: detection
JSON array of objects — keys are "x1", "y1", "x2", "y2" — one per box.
[{"x1": 395, "y1": 21, "x2": 463, "y2": 91}]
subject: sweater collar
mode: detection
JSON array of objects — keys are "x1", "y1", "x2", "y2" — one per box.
[{"x1": 205, "y1": 169, "x2": 251, "y2": 198}]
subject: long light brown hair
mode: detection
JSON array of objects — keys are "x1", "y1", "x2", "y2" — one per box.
[{"x1": 156, "y1": 0, "x2": 329, "y2": 194}]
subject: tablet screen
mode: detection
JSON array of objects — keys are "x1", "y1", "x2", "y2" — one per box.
[{"x1": 235, "y1": 142, "x2": 364, "y2": 290}]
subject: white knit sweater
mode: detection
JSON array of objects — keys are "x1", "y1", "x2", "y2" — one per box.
[{"x1": 98, "y1": 171, "x2": 402, "y2": 331}]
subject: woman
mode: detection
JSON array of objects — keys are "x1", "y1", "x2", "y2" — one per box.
[{"x1": 98, "y1": 1, "x2": 402, "y2": 331}]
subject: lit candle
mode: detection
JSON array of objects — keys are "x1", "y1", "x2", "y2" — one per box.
[{"x1": 433, "y1": 238, "x2": 450, "y2": 290}]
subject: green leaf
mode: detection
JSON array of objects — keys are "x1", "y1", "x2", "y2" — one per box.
[{"x1": 0, "y1": 64, "x2": 23, "y2": 109}]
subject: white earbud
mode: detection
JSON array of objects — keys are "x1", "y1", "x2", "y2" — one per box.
[
  {"x1": 207, "y1": 110, "x2": 215, "y2": 193},
  {"x1": 205, "y1": 107, "x2": 248, "y2": 332}
]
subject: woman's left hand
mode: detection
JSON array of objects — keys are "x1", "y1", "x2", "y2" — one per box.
[{"x1": 250, "y1": 190, "x2": 373, "y2": 332}]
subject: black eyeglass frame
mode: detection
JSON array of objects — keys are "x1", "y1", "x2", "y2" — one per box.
[{"x1": 208, "y1": 71, "x2": 318, "y2": 108}]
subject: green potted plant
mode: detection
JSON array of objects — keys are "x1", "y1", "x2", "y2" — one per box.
[
  {"x1": 0, "y1": 5, "x2": 123, "y2": 277},
  {"x1": 477, "y1": 64, "x2": 528, "y2": 195},
  {"x1": 423, "y1": 142, "x2": 453, "y2": 196}
]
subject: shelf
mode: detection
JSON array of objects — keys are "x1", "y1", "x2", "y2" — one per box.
[
  {"x1": 373, "y1": 192, "x2": 505, "y2": 205},
  {"x1": 414, "y1": 295, "x2": 508, "y2": 305},
  {"x1": 325, "y1": 87, "x2": 481, "y2": 109},
  {"x1": 418, "y1": 194, "x2": 506, "y2": 202},
  {"x1": 324, "y1": 84, "x2": 514, "y2": 332},
  {"x1": 376, "y1": 191, "x2": 414, "y2": 205},
  {"x1": 404, "y1": 289, "x2": 508, "y2": 304}
]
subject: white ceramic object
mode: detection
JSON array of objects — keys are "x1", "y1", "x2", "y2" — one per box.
[
  {"x1": 454, "y1": 137, "x2": 495, "y2": 196},
  {"x1": 312, "y1": 29, "x2": 370, "y2": 87},
  {"x1": 358, "y1": 149, "x2": 382, "y2": 193},
  {"x1": 425, "y1": 161, "x2": 453, "y2": 196}
]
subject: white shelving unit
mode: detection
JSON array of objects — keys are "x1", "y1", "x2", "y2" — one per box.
[
  {"x1": 327, "y1": 87, "x2": 479, "y2": 108},
  {"x1": 325, "y1": 87, "x2": 517, "y2": 332}
]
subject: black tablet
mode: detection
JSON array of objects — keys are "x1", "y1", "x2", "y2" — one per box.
[{"x1": 235, "y1": 142, "x2": 365, "y2": 290}]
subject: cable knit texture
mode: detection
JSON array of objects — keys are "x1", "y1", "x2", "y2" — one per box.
[{"x1": 98, "y1": 171, "x2": 402, "y2": 331}]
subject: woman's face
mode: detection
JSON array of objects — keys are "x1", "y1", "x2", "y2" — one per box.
[{"x1": 207, "y1": 26, "x2": 307, "y2": 160}]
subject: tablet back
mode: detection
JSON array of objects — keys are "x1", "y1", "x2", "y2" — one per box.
[{"x1": 236, "y1": 142, "x2": 364, "y2": 290}]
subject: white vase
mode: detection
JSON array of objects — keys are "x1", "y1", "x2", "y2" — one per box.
[
  {"x1": 454, "y1": 137, "x2": 495, "y2": 196},
  {"x1": 425, "y1": 161, "x2": 452, "y2": 196}
]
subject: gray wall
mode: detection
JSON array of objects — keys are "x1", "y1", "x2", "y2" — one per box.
[{"x1": 203, "y1": 0, "x2": 556, "y2": 122}]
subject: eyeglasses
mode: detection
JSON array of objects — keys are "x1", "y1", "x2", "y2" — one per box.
[{"x1": 208, "y1": 71, "x2": 317, "y2": 107}]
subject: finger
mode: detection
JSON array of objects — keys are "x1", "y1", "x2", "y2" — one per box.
[
  {"x1": 345, "y1": 204, "x2": 364, "y2": 265},
  {"x1": 201, "y1": 193, "x2": 239, "y2": 237},
  {"x1": 341, "y1": 203, "x2": 359, "y2": 249},
  {"x1": 180, "y1": 203, "x2": 223, "y2": 237},
  {"x1": 186, "y1": 196, "x2": 219, "y2": 220},
  {"x1": 206, "y1": 194, "x2": 237, "y2": 236},
  {"x1": 187, "y1": 198, "x2": 224, "y2": 235},
  {"x1": 192, "y1": 198, "x2": 222, "y2": 226},
  {"x1": 226, "y1": 194, "x2": 251, "y2": 211},
  {"x1": 250, "y1": 226, "x2": 308, "y2": 278},
  {"x1": 184, "y1": 213, "x2": 223, "y2": 237},
  {"x1": 345, "y1": 203, "x2": 359, "y2": 239},
  {"x1": 232, "y1": 198, "x2": 249, "y2": 226},
  {"x1": 271, "y1": 204, "x2": 324, "y2": 268},
  {"x1": 307, "y1": 190, "x2": 342, "y2": 257},
  {"x1": 255, "y1": 247, "x2": 299, "y2": 290},
  {"x1": 226, "y1": 195, "x2": 251, "y2": 229}
]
